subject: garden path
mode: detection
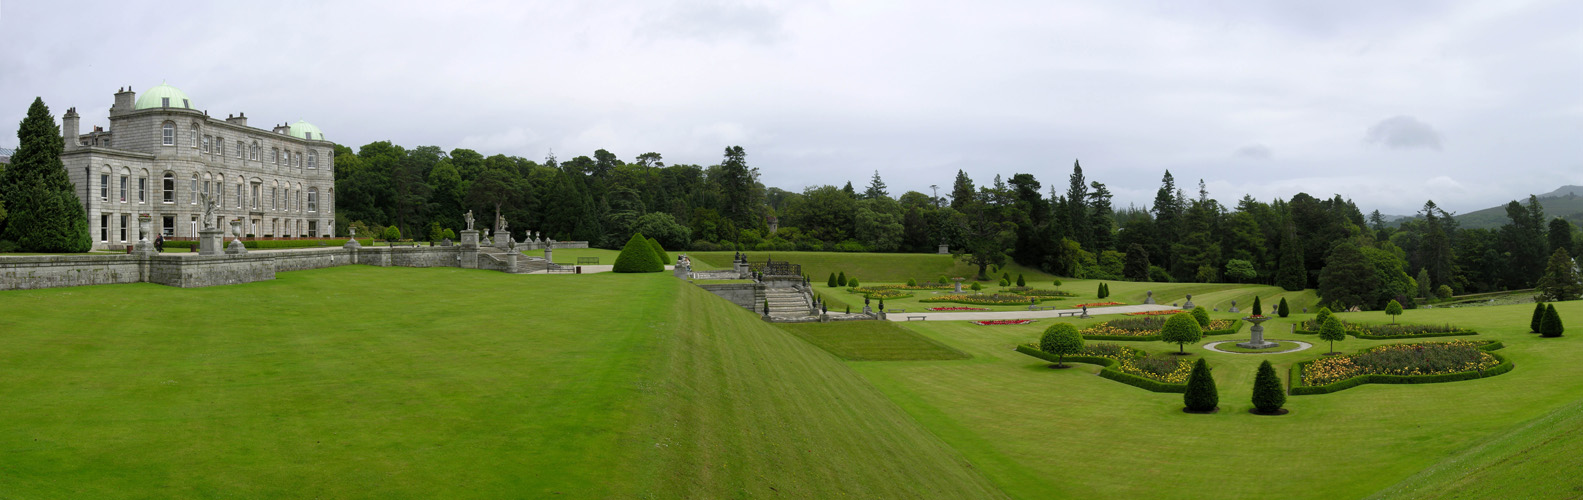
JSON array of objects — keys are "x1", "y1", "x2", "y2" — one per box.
[{"x1": 887, "y1": 304, "x2": 1179, "y2": 322}]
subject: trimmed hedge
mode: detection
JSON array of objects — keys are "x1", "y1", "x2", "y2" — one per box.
[
  {"x1": 1015, "y1": 345, "x2": 1189, "y2": 393},
  {"x1": 1350, "y1": 330, "x2": 1478, "y2": 340},
  {"x1": 613, "y1": 232, "x2": 664, "y2": 273},
  {"x1": 1289, "y1": 341, "x2": 1512, "y2": 395},
  {"x1": 1080, "y1": 319, "x2": 1241, "y2": 342}
]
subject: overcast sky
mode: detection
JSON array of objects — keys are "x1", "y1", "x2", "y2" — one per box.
[{"x1": 2, "y1": 0, "x2": 1579, "y2": 215}]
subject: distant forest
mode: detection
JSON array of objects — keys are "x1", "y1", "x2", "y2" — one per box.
[{"x1": 331, "y1": 141, "x2": 1582, "y2": 307}]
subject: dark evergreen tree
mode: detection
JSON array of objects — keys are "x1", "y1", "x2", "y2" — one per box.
[
  {"x1": 1016, "y1": 273, "x2": 1026, "y2": 287},
  {"x1": 950, "y1": 170, "x2": 976, "y2": 211},
  {"x1": 1539, "y1": 304, "x2": 1564, "y2": 338},
  {"x1": 1318, "y1": 241, "x2": 1380, "y2": 310},
  {"x1": 1549, "y1": 217, "x2": 1575, "y2": 257},
  {"x1": 1096, "y1": 282, "x2": 1105, "y2": 298},
  {"x1": 1088, "y1": 181, "x2": 1115, "y2": 252},
  {"x1": 1251, "y1": 360, "x2": 1287, "y2": 414},
  {"x1": 0, "y1": 98, "x2": 91, "y2": 252},
  {"x1": 1066, "y1": 161, "x2": 1091, "y2": 250},
  {"x1": 864, "y1": 170, "x2": 888, "y2": 200},
  {"x1": 1183, "y1": 358, "x2": 1218, "y2": 413},
  {"x1": 837, "y1": 271, "x2": 847, "y2": 286},
  {"x1": 1531, "y1": 302, "x2": 1546, "y2": 333},
  {"x1": 1252, "y1": 296, "x2": 1263, "y2": 316},
  {"x1": 1277, "y1": 297, "x2": 1290, "y2": 318},
  {"x1": 828, "y1": 272, "x2": 838, "y2": 288},
  {"x1": 1123, "y1": 243, "x2": 1150, "y2": 281},
  {"x1": 1275, "y1": 223, "x2": 1306, "y2": 291},
  {"x1": 1536, "y1": 248, "x2": 1583, "y2": 302}
]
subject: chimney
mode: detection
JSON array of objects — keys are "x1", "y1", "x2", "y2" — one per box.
[
  {"x1": 111, "y1": 87, "x2": 136, "y2": 116},
  {"x1": 62, "y1": 107, "x2": 81, "y2": 151},
  {"x1": 225, "y1": 112, "x2": 247, "y2": 127},
  {"x1": 273, "y1": 123, "x2": 290, "y2": 135}
]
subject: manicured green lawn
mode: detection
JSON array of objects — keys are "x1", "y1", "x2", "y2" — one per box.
[
  {"x1": 0, "y1": 266, "x2": 1004, "y2": 498},
  {"x1": 777, "y1": 321, "x2": 969, "y2": 361},
  {"x1": 528, "y1": 247, "x2": 623, "y2": 265},
  {"x1": 850, "y1": 300, "x2": 1583, "y2": 498},
  {"x1": 689, "y1": 251, "x2": 1064, "y2": 283}
]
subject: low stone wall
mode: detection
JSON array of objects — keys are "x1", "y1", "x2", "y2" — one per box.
[
  {"x1": 0, "y1": 254, "x2": 144, "y2": 290},
  {"x1": 697, "y1": 283, "x2": 763, "y2": 313},
  {"x1": 147, "y1": 254, "x2": 277, "y2": 288},
  {"x1": 0, "y1": 245, "x2": 496, "y2": 291}
]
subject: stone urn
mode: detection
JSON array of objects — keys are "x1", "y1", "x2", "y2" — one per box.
[
  {"x1": 137, "y1": 215, "x2": 153, "y2": 242},
  {"x1": 1237, "y1": 315, "x2": 1278, "y2": 349},
  {"x1": 952, "y1": 277, "x2": 965, "y2": 293}
]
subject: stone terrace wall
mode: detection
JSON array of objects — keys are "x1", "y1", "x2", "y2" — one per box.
[
  {"x1": 0, "y1": 254, "x2": 144, "y2": 290},
  {"x1": 147, "y1": 254, "x2": 277, "y2": 288},
  {"x1": 0, "y1": 246, "x2": 486, "y2": 291}
]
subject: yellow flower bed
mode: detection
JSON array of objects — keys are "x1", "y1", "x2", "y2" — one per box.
[
  {"x1": 1115, "y1": 356, "x2": 1193, "y2": 384},
  {"x1": 1302, "y1": 340, "x2": 1500, "y2": 386}
]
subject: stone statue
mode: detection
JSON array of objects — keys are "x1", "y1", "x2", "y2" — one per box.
[
  {"x1": 199, "y1": 193, "x2": 217, "y2": 229},
  {"x1": 464, "y1": 210, "x2": 475, "y2": 230},
  {"x1": 496, "y1": 214, "x2": 507, "y2": 233}
]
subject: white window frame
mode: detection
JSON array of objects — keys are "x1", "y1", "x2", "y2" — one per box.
[
  {"x1": 307, "y1": 188, "x2": 318, "y2": 212},
  {"x1": 161, "y1": 172, "x2": 175, "y2": 203},
  {"x1": 100, "y1": 173, "x2": 109, "y2": 201},
  {"x1": 308, "y1": 150, "x2": 318, "y2": 169},
  {"x1": 161, "y1": 122, "x2": 175, "y2": 146}
]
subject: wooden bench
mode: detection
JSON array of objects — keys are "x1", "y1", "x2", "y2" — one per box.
[
  {"x1": 1028, "y1": 305, "x2": 1058, "y2": 311},
  {"x1": 545, "y1": 264, "x2": 575, "y2": 274},
  {"x1": 1056, "y1": 311, "x2": 1082, "y2": 317},
  {"x1": 906, "y1": 315, "x2": 927, "y2": 321},
  {"x1": 577, "y1": 256, "x2": 600, "y2": 265}
]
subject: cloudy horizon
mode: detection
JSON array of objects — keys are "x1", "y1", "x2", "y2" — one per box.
[{"x1": 2, "y1": 0, "x2": 1579, "y2": 216}]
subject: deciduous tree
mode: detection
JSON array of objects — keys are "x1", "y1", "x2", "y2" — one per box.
[
  {"x1": 1039, "y1": 323, "x2": 1084, "y2": 368},
  {"x1": 1161, "y1": 312, "x2": 1203, "y2": 354}
]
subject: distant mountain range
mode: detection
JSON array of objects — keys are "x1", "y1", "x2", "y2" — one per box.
[{"x1": 1382, "y1": 186, "x2": 1583, "y2": 229}]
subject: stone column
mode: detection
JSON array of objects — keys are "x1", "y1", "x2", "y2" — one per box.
[
  {"x1": 458, "y1": 229, "x2": 479, "y2": 269},
  {"x1": 494, "y1": 230, "x2": 512, "y2": 250}
]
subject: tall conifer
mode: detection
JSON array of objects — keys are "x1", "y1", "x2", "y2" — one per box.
[{"x1": 0, "y1": 98, "x2": 90, "y2": 252}]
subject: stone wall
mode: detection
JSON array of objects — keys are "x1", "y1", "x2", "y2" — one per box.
[
  {"x1": 0, "y1": 254, "x2": 145, "y2": 290},
  {"x1": 147, "y1": 254, "x2": 276, "y2": 288},
  {"x1": 696, "y1": 283, "x2": 763, "y2": 313},
  {"x1": 0, "y1": 246, "x2": 495, "y2": 291}
]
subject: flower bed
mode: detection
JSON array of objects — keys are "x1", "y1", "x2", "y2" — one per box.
[
  {"x1": 971, "y1": 319, "x2": 1035, "y2": 326},
  {"x1": 1295, "y1": 320, "x2": 1476, "y2": 339},
  {"x1": 1291, "y1": 340, "x2": 1511, "y2": 394},
  {"x1": 920, "y1": 294, "x2": 1035, "y2": 305},
  {"x1": 1004, "y1": 288, "x2": 1077, "y2": 298},
  {"x1": 1014, "y1": 342, "x2": 1189, "y2": 393},
  {"x1": 1074, "y1": 302, "x2": 1125, "y2": 307},
  {"x1": 1081, "y1": 317, "x2": 1240, "y2": 341},
  {"x1": 861, "y1": 283, "x2": 954, "y2": 291},
  {"x1": 850, "y1": 287, "x2": 914, "y2": 300},
  {"x1": 927, "y1": 307, "x2": 990, "y2": 311},
  {"x1": 1129, "y1": 309, "x2": 1186, "y2": 316}
]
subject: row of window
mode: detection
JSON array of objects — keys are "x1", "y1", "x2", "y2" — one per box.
[
  {"x1": 97, "y1": 169, "x2": 321, "y2": 213},
  {"x1": 96, "y1": 213, "x2": 321, "y2": 242},
  {"x1": 161, "y1": 122, "x2": 319, "y2": 169}
]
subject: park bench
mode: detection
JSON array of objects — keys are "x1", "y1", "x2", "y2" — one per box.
[
  {"x1": 577, "y1": 257, "x2": 600, "y2": 265},
  {"x1": 1028, "y1": 305, "x2": 1057, "y2": 311},
  {"x1": 1056, "y1": 311, "x2": 1082, "y2": 317},
  {"x1": 387, "y1": 240, "x2": 418, "y2": 247},
  {"x1": 907, "y1": 315, "x2": 927, "y2": 321},
  {"x1": 545, "y1": 264, "x2": 575, "y2": 274}
]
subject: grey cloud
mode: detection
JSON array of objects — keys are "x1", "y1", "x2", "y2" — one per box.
[
  {"x1": 638, "y1": 0, "x2": 787, "y2": 45},
  {"x1": 1234, "y1": 144, "x2": 1272, "y2": 160},
  {"x1": 1364, "y1": 116, "x2": 1443, "y2": 150}
]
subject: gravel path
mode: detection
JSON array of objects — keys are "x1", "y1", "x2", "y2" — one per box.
[{"x1": 885, "y1": 304, "x2": 1180, "y2": 322}]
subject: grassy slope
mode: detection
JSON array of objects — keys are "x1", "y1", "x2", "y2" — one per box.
[
  {"x1": 0, "y1": 266, "x2": 1004, "y2": 499},
  {"x1": 633, "y1": 282, "x2": 1006, "y2": 499},
  {"x1": 1367, "y1": 396, "x2": 1583, "y2": 499},
  {"x1": 852, "y1": 301, "x2": 1583, "y2": 499},
  {"x1": 776, "y1": 321, "x2": 970, "y2": 361}
]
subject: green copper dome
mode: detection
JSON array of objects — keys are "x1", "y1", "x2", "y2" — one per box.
[
  {"x1": 133, "y1": 83, "x2": 193, "y2": 110},
  {"x1": 289, "y1": 121, "x2": 325, "y2": 141}
]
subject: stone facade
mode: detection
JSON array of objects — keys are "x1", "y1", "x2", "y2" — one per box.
[{"x1": 58, "y1": 85, "x2": 336, "y2": 251}]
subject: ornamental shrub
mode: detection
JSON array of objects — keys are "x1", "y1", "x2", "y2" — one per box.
[
  {"x1": 828, "y1": 272, "x2": 838, "y2": 288},
  {"x1": 1437, "y1": 284, "x2": 1454, "y2": 299},
  {"x1": 1017, "y1": 274, "x2": 1026, "y2": 287},
  {"x1": 938, "y1": 275, "x2": 949, "y2": 284},
  {"x1": 1252, "y1": 360, "x2": 1286, "y2": 414},
  {"x1": 838, "y1": 271, "x2": 847, "y2": 287},
  {"x1": 647, "y1": 237, "x2": 669, "y2": 266},
  {"x1": 1315, "y1": 306, "x2": 1333, "y2": 327},
  {"x1": 1531, "y1": 302, "x2": 1546, "y2": 333},
  {"x1": 970, "y1": 282, "x2": 983, "y2": 292},
  {"x1": 1097, "y1": 283, "x2": 1105, "y2": 298},
  {"x1": 381, "y1": 226, "x2": 402, "y2": 241},
  {"x1": 1102, "y1": 282, "x2": 1109, "y2": 298},
  {"x1": 907, "y1": 278, "x2": 918, "y2": 287},
  {"x1": 1319, "y1": 316, "x2": 1346, "y2": 353},
  {"x1": 1002, "y1": 272, "x2": 1011, "y2": 283},
  {"x1": 612, "y1": 232, "x2": 663, "y2": 273},
  {"x1": 1539, "y1": 304, "x2": 1565, "y2": 338},
  {"x1": 1039, "y1": 323, "x2": 1085, "y2": 368},
  {"x1": 1191, "y1": 306, "x2": 1211, "y2": 327},
  {"x1": 1183, "y1": 358, "x2": 1217, "y2": 412},
  {"x1": 999, "y1": 278, "x2": 1010, "y2": 287},
  {"x1": 1385, "y1": 300, "x2": 1403, "y2": 324},
  {"x1": 1160, "y1": 312, "x2": 1204, "y2": 354},
  {"x1": 849, "y1": 277, "x2": 860, "y2": 288},
  {"x1": 1278, "y1": 297, "x2": 1291, "y2": 318},
  {"x1": 1052, "y1": 278, "x2": 1062, "y2": 290},
  {"x1": 1252, "y1": 296, "x2": 1263, "y2": 316}
]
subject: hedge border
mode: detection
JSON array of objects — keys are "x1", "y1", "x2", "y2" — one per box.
[
  {"x1": 1080, "y1": 319, "x2": 1242, "y2": 342},
  {"x1": 1350, "y1": 330, "x2": 1478, "y2": 340},
  {"x1": 1289, "y1": 341, "x2": 1510, "y2": 395},
  {"x1": 1016, "y1": 344, "x2": 1188, "y2": 393}
]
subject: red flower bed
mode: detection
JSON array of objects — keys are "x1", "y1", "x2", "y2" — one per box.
[
  {"x1": 971, "y1": 319, "x2": 1035, "y2": 326},
  {"x1": 1075, "y1": 302, "x2": 1125, "y2": 307},
  {"x1": 928, "y1": 307, "x2": 991, "y2": 311},
  {"x1": 1128, "y1": 309, "x2": 1185, "y2": 316}
]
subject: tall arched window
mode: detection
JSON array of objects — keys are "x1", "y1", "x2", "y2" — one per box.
[
  {"x1": 190, "y1": 124, "x2": 200, "y2": 148},
  {"x1": 138, "y1": 170, "x2": 149, "y2": 203},
  {"x1": 308, "y1": 150, "x2": 318, "y2": 169},
  {"x1": 100, "y1": 166, "x2": 111, "y2": 202},
  {"x1": 307, "y1": 187, "x2": 318, "y2": 212},
  {"x1": 162, "y1": 172, "x2": 175, "y2": 203},
  {"x1": 161, "y1": 122, "x2": 176, "y2": 146},
  {"x1": 190, "y1": 174, "x2": 199, "y2": 204},
  {"x1": 119, "y1": 167, "x2": 130, "y2": 202}
]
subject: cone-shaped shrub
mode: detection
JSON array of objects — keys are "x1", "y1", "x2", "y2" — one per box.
[
  {"x1": 1016, "y1": 274, "x2": 1026, "y2": 287},
  {"x1": 1097, "y1": 283, "x2": 1105, "y2": 298},
  {"x1": 1251, "y1": 360, "x2": 1286, "y2": 414},
  {"x1": 1252, "y1": 296, "x2": 1263, "y2": 316},
  {"x1": 1002, "y1": 272, "x2": 1011, "y2": 283},
  {"x1": 1531, "y1": 302, "x2": 1546, "y2": 333},
  {"x1": 1315, "y1": 306, "x2": 1333, "y2": 326},
  {"x1": 1539, "y1": 304, "x2": 1565, "y2": 338},
  {"x1": 1102, "y1": 283, "x2": 1109, "y2": 298},
  {"x1": 1161, "y1": 312, "x2": 1203, "y2": 354},
  {"x1": 828, "y1": 272, "x2": 838, "y2": 287},
  {"x1": 1278, "y1": 297, "x2": 1290, "y2": 318},
  {"x1": 647, "y1": 237, "x2": 668, "y2": 267},
  {"x1": 1183, "y1": 358, "x2": 1217, "y2": 412},
  {"x1": 838, "y1": 271, "x2": 847, "y2": 286},
  {"x1": 1039, "y1": 323, "x2": 1084, "y2": 368},
  {"x1": 1191, "y1": 306, "x2": 1211, "y2": 327},
  {"x1": 612, "y1": 232, "x2": 663, "y2": 273}
]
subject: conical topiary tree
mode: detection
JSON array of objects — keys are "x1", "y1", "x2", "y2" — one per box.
[
  {"x1": 1319, "y1": 316, "x2": 1346, "y2": 354},
  {"x1": 828, "y1": 272, "x2": 838, "y2": 288},
  {"x1": 1539, "y1": 304, "x2": 1565, "y2": 338},
  {"x1": 1161, "y1": 312, "x2": 1203, "y2": 354},
  {"x1": 1016, "y1": 274, "x2": 1026, "y2": 287},
  {"x1": 1531, "y1": 302, "x2": 1546, "y2": 333},
  {"x1": 1002, "y1": 271, "x2": 1011, "y2": 283},
  {"x1": 1183, "y1": 358, "x2": 1217, "y2": 413},
  {"x1": 1039, "y1": 323, "x2": 1084, "y2": 368},
  {"x1": 1191, "y1": 306, "x2": 1211, "y2": 327},
  {"x1": 647, "y1": 237, "x2": 669, "y2": 267},
  {"x1": 1251, "y1": 360, "x2": 1287, "y2": 415},
  {"x1": 1277, "y1": 297, "x2": 1291, "y2": 318},
  {"x1": 0, "y1": 98, "x2": 91, "y2": 252},
  {"x1": 1097, "y1": 282, "x2": 1105, "y2": 298},
  {"x1": 1252, "y1": 296, "x2": 1263, "y2": 316},
  {"x1": 837, "y1": 271, "x2": 847, "y2": 287},
  {"x1": 612, "y1": 232, "x2": 663, "y2": 273}
]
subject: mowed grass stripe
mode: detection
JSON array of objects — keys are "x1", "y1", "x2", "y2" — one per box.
[{"x1": 776, "y1": 321, "x2": 970, "y2": 361}]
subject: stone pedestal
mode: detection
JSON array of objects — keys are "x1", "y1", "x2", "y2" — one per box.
[
  {"x1": 460, "y1": 229, "x2": 480, "y2": 248},
  {"x1": 543, "y1": 245, "x2": 553, "y2": 263},
  {"x1": 952, "y1": 278, "x2": 964, "y2": 293},
  {"x1": 1228, "y1": 300, "x2": 1239, "y2": 313},
  {"x1": 343, "y1": 237, "x2": 362, "y2": 249},
  {"x1": 1143, "y1": 290, "x2": 1156, "y2": 304},
  {"x1": 1182, "y1": 294, "x2": 1195, "y2": 309},
  {"x1": 938, "y1": 244, "x2": 949, "y2": 254},
  {"x1": 674, "y1": 258, "x2": 690, "y2": 279},
  {"x1": 1237, "y1": 316, "x2": 1278, "y2": 349},
  {"x1": 226, "y1": 238, "x2": 248, "y2": 254},
  {"x1": 198, "y1": 228, "x2": 225, "y2": 255},
  {"x1": 494, "y1": 230, "x2": 511, "y2": 250}
]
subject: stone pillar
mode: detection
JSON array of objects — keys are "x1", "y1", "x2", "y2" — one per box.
[
  {"x1": 460, "y1": 229, "x2": 479, "y2": 248},
  {"x1": 198, "y1": 228, "x2": 224, "y2": 255},
  {"x1": 674, "y1": 256, "x2": 690, "y2": 279},
  {"x1": 494, "y1": 230, "x2": 511, "y2": 250},
  {"x1": 938, "y1": 244, "x2": 949, "y2": 254},
  {"x1": 458, "y1": 229, "x2": 479, "y2": 269},
  {"x1": 543, "y1": 243, "x2": 553, "y2": 263}
]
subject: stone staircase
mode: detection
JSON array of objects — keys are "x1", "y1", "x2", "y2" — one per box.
[{"x1": 764, "y1": 288, "x2": 813, "y2": 318}]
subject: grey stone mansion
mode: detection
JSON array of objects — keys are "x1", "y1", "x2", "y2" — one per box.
[{"x1": 59, "y1": 83, "x2": 336, "y2": 250}]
